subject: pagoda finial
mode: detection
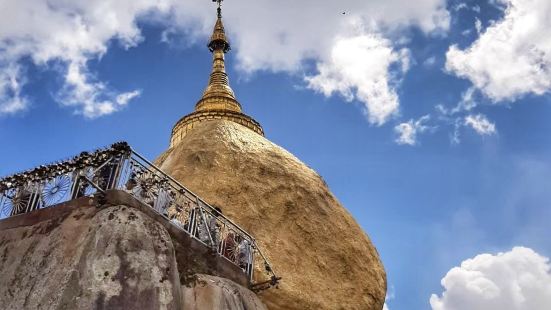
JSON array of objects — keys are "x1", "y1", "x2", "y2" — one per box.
[
  {"x1": 215, "y1": 0, "x2": 222, "y2": 18},
  {"x1": 168, "y1": 0, "x2": 264, "y2": 148},
  {"x1": 208, "y1": 0, "x2": 230, "y2": 53},
  {"x1": 194, "y1": 0, "x2": 239, "y2": 113}
]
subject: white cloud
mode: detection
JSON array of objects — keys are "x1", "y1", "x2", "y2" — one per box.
[
  {"x1": 446, "y1": 0, "x2": 551, "y2": 102},
  {"x1": 196, "y1": 0, "x2": 450, "y2": 73},
  {"x1": 454, "y1": 3, "x2": 481, "y2": 13},
  {"x1": 306, "y1": 34, "x2": 409, "y2": 125},
  {"x1": 433, "y1": 87, "x2": 499, "y2": 143},
  {"x1": 0, "y1": 0, "x2": 449, "y2": 122},
  {"x1": 208, "y1": 0, "x2": 448, "y2": 125},
  {"x1": 116, "y1": 90, "x2": 142, "y2": 106},
  {"x1": 436, "y1": 87, "x2": 479, "y2": 116},
  {"x1": 453, "y1": 87, "x2": 478, "y2": 114},
  {"x1": 56, "y1": 60, "x2": 143, "y2": 118},
  {"x1": 464, "y1": 114, "x2": 496, "y2": 136},
  {"x1": 454, "y1": 3, "x2": 469, "y2": 12},
  {"x1": 394, "y1": 115, "x2": 431, "y2": 145},
  {"x1": 432, "y1": 109, "x2": 495, "y2": 143},
  {"x1": 0, "y1": 0, "x2": 159, "y2": 118},
  {"x1": 383, "y1": 284, "x2": 395, "y2": 310},
  {"x1": 474, "y1": 18, "x2": 482, "y2": 34},
  {"x1": 461, "y1": 29, "x2": 472, "y2": 37},
  {"x1": 0, "y1": 63, "x2": 28, "y2": 115},
  {"x1": 430, "y1": 247, "x2": 551, "y2": 310},
  {"x1": 451, "y1": 118, "x2": 462, "y2": 145},
  {"x1": 424, "y1": 56, "x2": 437, "y2": 67}
]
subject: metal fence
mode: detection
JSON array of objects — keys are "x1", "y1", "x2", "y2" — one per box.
[{"x1": 0, "y1": 142, "x2": 279, "y2": 289}]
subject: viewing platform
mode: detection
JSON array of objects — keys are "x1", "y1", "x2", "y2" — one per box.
[{"x1": 0, "y1": 142, "x2": 279, "y2": 291}]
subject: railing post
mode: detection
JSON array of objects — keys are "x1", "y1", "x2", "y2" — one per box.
[
  {"x1": 249, "y1": 246, "x2": 255, "y2": 283},
  {"x1": 70, "y1": 170, "x2": 81, "y2": 200},
  {"x1": 115, "y1": 155, "x2": 130, "y2": 191},
  {"x1": 25, "y1": 184, "x2": 40, "y2": 214},
  {"x1": 198, "y1": 205, "x2": 216, "y2": 248},
  {"x1": 109, "y1": 155, "x2": 123, "y2": 190}
]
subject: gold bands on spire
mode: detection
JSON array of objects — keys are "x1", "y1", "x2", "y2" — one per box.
[
  {"x1": 169, "y1": 3, "x2": 264, "y2": 148},
  {"x1": 195, "y1": 13, "x2": 239, "y2": 112}
]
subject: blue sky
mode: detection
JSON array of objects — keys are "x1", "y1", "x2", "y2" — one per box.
[{"x1": 1, "y1": 0, "x2": 551, "y2": 309}]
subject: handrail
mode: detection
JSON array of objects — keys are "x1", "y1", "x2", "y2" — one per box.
[
  {"x1": 0, "y1": 142, "x2": 279, "y2": 289},
  {"x1": 130, "y1": 149, "x2": 255, "y2": 240}
]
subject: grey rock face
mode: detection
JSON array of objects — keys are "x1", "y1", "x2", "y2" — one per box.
[
  {"x1": 181, "y1": 274, "x2": 267, "y2": 310},
  {"x1": 0, "y1": 198, "x2": 266, "y2": 310},
  {"x1": 0, "y1": 203, "x2": 181, "y2": 310}
]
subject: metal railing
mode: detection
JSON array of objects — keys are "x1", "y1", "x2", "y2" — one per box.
[{"x1": 0, "y1": 142, "x2": 279, "y2": 289}]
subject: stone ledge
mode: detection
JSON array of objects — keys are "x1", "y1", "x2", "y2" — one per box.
[{"x1": 0, "y1": 190, "x2": 249, "y2": 288}]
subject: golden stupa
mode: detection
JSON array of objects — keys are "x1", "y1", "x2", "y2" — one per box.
[
  {"x1": 157, "y1": 2, "x2": 387, "y2": 309},
  {"x1": 169, "y1": 5, "x2": 263, "y2": 148}
]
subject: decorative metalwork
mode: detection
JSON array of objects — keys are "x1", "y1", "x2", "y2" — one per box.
[
  {"x1": 1, "y1": 186, "x2": 35, "y2": 217},
  {"x1": 0, "y1": 141, "x2": 279, "y2": 289},
  {"x1": 42, "y1": 175, "x2": 72, "y2": 207}
]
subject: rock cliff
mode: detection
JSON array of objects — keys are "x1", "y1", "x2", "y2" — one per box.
[
  {"x1": 0, "y1": 195, "x2": 266, "y2": 310},
  {"x1": 156, "y1": 120, "x2": 386, "y2": 310},
  {"x1": 182, "y1": 274, "x2": 267, "y2": 310},
  {"x1": 0, "y1": 201, "x2": 181, "y2": 309}
]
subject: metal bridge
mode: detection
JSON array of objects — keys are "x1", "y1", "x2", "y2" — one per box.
[{"x1": 0, "y1": 142, "x2": 279, "y2": 291}]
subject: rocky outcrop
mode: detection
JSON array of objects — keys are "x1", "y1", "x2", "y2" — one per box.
[
  {"x1": 0, "y1": 195, "x2": 266, "y2": 310},
  {"x1": 181, "y1": 274, "x2": 267, "y2": 310},
  {"x1": 0, "y1": 200, "x2": 181, "y2": 310},
  {"x1": 157, "y1": 120, "x2": 387, "y2": 310}
]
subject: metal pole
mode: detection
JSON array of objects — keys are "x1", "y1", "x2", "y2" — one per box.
[
  {"x1": 254, "y1": 242, "x2": 277, "y2": 278},
  {"x1": 82, "y1": 176, "x2": 106, "y2": 195},
  {"x1": 198, "y1": 205, "x2": 216, "y2": 247}
]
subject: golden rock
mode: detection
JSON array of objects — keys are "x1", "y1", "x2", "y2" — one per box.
[
  {"x1": 161, "y1": 6, "x2": 387, "y2": 308},
  {"x1": 157, "y1": 120, "x2": 386, "y2": 309}
]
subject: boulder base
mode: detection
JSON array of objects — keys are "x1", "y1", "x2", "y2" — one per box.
[
  {"x1": 0, "y1": 194, "x2": 267, "y2": 310},
  {"x1": 181, "y1": 274, "x2": 267, "y2": 310}
]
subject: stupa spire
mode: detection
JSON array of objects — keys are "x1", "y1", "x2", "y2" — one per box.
[
  {"x1": 169, "y1": 0, "x2": 264, "y2": 148},
  {"x1": 195, "y1": 0, "x2": 241, "y2": 113}
]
